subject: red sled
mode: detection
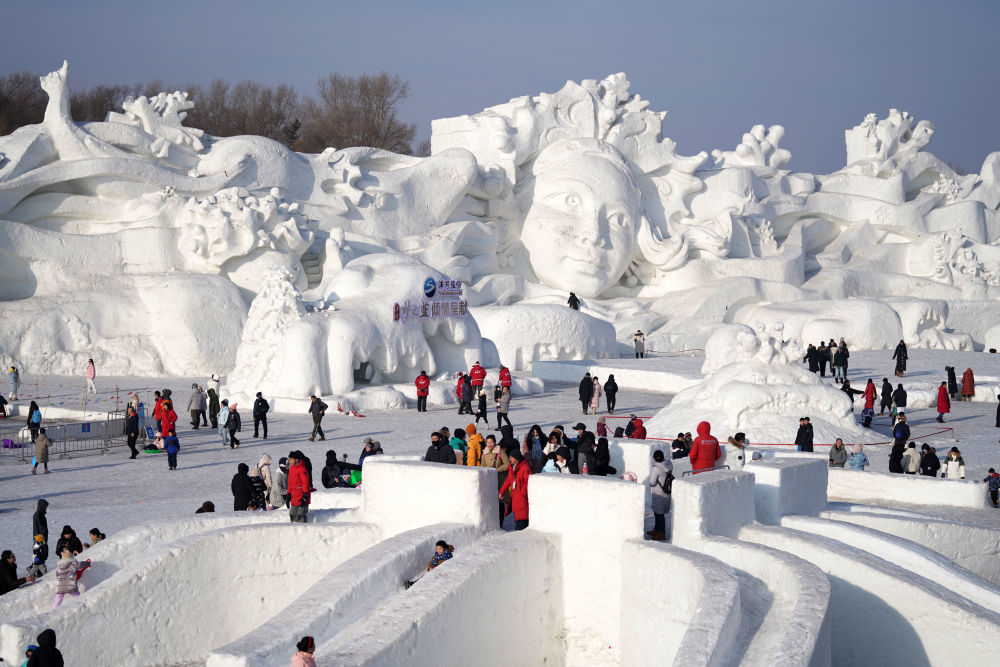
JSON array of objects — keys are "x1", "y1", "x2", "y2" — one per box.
[{"x1": 76, "y1": 559, "x2": 91, "y2": 581}]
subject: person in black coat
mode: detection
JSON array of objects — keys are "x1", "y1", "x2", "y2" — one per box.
[
  {"x1": 424, "y1": 432, "x2": 457, "y2": 464},
  {"x1": 55, "y1": 526, "x2": 83, "y2": 556},
  {"x1": 231, "y1": 463, "x2": 252, "y2": 511},
  {"x1": 594, "y1": 437, "x2": 617, "y2": 476},
  {"x1": 1, "y1": 550, "x2": 35, "y2": 595},
  {"x1": 458, "y1": 376, "x2": 474, "y2": 415},
  {"x1": 802, "y1": 344, "x2": 819, "y2": 373},
  {"x1": 946, "y1": 366, "x2": 959, "y2": 399},
  {"x1": 33, "y1": 499, "x2": 49, "y2": 544},
  {"x1": 892, "y1": 384, "x2": 907, "y2": 408},
  {"x1": 919, "y1": 444, "x2": 941, "y2": 477},
  {"x1": 252, "y1": 392, "x2": 269, "y2": 439},
  {"x1": 794, "y1": 417, "x2": 814, "y2": 452},
  {"x1": 671, "y1": 433, "x2": 687, "y2": 460},
  {"x1": 840, "y1": 380, "x2": 863, "y2": 409},
  {"x1": 576, "y1": 433, "x2": 596, "y2": 475},
  {"x1": 27, "y1": 628, "x2": 63, "y2": 667},
  {"x1": 892, "y1": 340, "x2": 908, "y2": 376},
  {"x1": 879, "y1": 378, "x2": 893, "y2": 416},
  {"x1": 125, "y1": 406, "x2": 140, "y2": 459},
  {"x1": 567, "y1": 292, "x2": 580, "y2": 310},
  {"x1": 888, "y1": 439, "x2": 906, "y2": 474},
  {"x1": 578, "y1": 373, "x2": 593, "y2": 414},
  {"x1": 498, "y1": 424, "x2": 520, "y2": 456},
  {"x1": 603, "y1": 375, "x2": 619, "y2": 414}
]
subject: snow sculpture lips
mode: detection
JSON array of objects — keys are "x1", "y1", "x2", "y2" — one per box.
[{"x1": 519, "y1": 138, "x2": 640, "y2": 298}]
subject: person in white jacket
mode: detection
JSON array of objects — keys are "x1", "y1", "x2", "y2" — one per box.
[
  {"x1": 902, "y1": 442, "x2": 921, "y2": 474},
  {"x1": 725, "y1": 432, "x2": 748, "y2": 471},
  {"x1": 941, "y1": 447, "x2": 966, "y2": 479},
  {"x1": 646, "y1": 450, "x2": 673, "y2": 541}
]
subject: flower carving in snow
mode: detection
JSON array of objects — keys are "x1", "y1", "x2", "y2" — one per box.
[{"x1": 711, "y1": 124, "x2": 792, "y2": 169}]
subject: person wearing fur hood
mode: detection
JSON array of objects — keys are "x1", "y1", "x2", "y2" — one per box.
[
  {"x1": 52, "y1": 548, "x2": 89, "y2": 608},
  {"x1": 725, "y1": 433, "x2": 748, "y2": 471}
]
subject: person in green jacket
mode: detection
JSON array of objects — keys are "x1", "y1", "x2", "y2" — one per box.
[{"x1": 449, "y1": 428, "x2": 468, "y2": 466}]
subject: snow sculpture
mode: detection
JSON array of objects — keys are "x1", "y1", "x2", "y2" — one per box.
[{"x1": 3, "y1": 62, "x2": 1000, "y2": 382}]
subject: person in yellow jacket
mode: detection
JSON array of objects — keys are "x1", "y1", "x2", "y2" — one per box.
[{"x1": 465, "y1": 423, "x2": 484, "y2": 467}]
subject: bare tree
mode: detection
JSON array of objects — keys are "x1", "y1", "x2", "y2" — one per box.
[
  {"x1": 0, "y1": 71, "x2": 48, "y2": 135},
  {"x1": 296, "y1": 72, "x2": 416, "y2": 154},
  {"x1": 184, "y1": 79, "x2": 299, "y2": 145}
]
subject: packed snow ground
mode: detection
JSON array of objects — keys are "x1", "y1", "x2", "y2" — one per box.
[{"x1": 2, "y1": 349, "x2": 999, "y2": 565}]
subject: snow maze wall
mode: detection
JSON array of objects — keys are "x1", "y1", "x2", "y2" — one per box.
[{"x1": 3, "y1": 457, "x2": 1000, "y2": 666}]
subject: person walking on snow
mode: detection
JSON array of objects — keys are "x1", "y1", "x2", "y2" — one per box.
[
  {"x1": 27, "y1": 400, "x2": 42, "y2": 443},
  {"x1": 252, "y1": 392, "x2": 269, "y2": 439},
  {"x1": 634, "y1": 330, "x2": 646, "y2": 358},
  {"x1": 307, "y1": 395, "x2": 327, "y2": 441},
  {"x1": 832, "y1": 345, "x2": 848, "y2": 382},
  {"x1": 32, "y1": 428, "x2": 51, "y2": 474},
  {"x1": 803, "y1": 343, "x2": 819, "y2": 373},
  {"x1": 225, "y1": 403, "x2": 242, "y2": 448},
  {"x1": 475, "y1": 391, "x2": 488, "y2": 426},
  {"x1": 495, "y1": 385, "x2": 512, "y2": 430},
  {"x1": 187, "y1": 383, "x2": 204, "y2": 429},
  {"x1": 961, "y1": 367, "x2": 975, "y2": 401},
  {"x1": 7, "y1": 366, "x2": 19, "y2": 401},
  {"x1": 863, "y1": 379, "x2": 877, "y2": 411},
  {"x1": 892, "y1": 340, "x2": 908, "y2": 377},
  {"x1": 469, "y1": 361, "x2": 486, "y2": 399},
  {"x1": 85, "y1": 359, "x2": 97, "y2": 395},
  {"x1": 647, "y1": 450, "x2": 673, "y2": 540},
  {"x1": 33, "y1": 499, "x2": 49, "y2": 545},
  {"x1": 567, "y1": 292, "x2": 580, "y2": 310},
  {"x1": 217, "y1": 399, "x2": 230, "y2": 446},
  {"x1": 160, "y1": 399, "x2": 178, "y2": 443},
  {"x1": 946, "y1": 366, "x2": 959, "y2": 399},
  {"x1": 888, "y1": 437, "x2": 906, "y2": 474},
  {"x1": 936, "y1": 381, "x2": 951, "y2": 423},
  {"x1": 604, "y1": 374, "x2": 618, "y2": 414},
  {"x1": 817, "y1": 342, "x2": 830, "y2": 377},
  {"x1": 164, "y1": 428, "x2": 180, "y2": 470},
  {"x1": 589, "y1": 376, "x2": 602, "y2": 415},
  {"x1": 499, "y1": 450, "x2": 531, "y2": 529},
  {"x1": 689, "y1": 422, "x2": 721, "y2": 473},
  {"x1": 892, "y1": 384, "x2": 908, "y2": 410},
  {"x1": 414, "y1": 370, "x2": 430, "y2": 412},
  {"x1": 879, "y1": 378, "x2": 893, "y2": 416},
  {"x1": 578, "y1": 372, "x2": 594, "y2": 415}
]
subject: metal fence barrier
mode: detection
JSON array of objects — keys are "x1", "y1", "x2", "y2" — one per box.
[
  {"x1": 0, "y1": 410, "x2": 141, "y2": 463},
  {"x1": 680, "y1": 465, "x2": 732, "y2": 477}
]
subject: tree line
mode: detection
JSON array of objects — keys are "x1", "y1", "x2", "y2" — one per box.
[{"x1": 0, "y1": 70, "x2": 422, "y2": 155}]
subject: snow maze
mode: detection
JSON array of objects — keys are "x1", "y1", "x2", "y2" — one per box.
[{"x1": 3, "y1": 449, "x2": 1000, "y2": 666}]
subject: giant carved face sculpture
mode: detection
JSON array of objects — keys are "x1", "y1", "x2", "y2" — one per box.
[{"x1": 518, "y1": 139, "x2": 641, "y2": 297}]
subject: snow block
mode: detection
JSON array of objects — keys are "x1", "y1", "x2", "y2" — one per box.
[
  {"x1": 821, "y1": 510, "x2": 1000, "y2": 587},
  {"x1": 528, "y1": 473, "x2": 645, "y2": 663},
  {"x1": 748, "y1": 457, "x2": 828, "y2": 525},
  {"x1": 827, "y1": 468, "x2": 987, "y2": 509},
  {"x1": 692, "y1": 536, "x2": 832, "y2": 667},
  {"x1": 360, "y1": 460, "x2": 499, "y2": 537},
  {"x1": 782, "y1": 516, "x2": 1000, "y2": 614},
  {"x1": 207, "y1": 523, "x2": 480, "y2": 666},
  {"x1": 1, "y1": 523, "x2": 380, "y2": 666},
  {"x1": 741, "y1": 523, "x2": 1000, "y2": 666},
  {"x1": 608, "y1": 438, "x2": 656, "y2": 507},
  {"x1": 326, "y1": 531, "x2": 561, "y2": 665},
  {"x1": 621, "y1": 539, "x2": 742, "y2": 667},
  {"x1": 671, "y1": 471, "x2": 756, "y2": 546}
]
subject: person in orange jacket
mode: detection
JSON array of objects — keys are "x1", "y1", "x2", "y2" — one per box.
[
  {"x1": 466, "y1": 423, "x2": 484, "y2": 466},
  {"x1": 689, "y1": 421, "x2": 721, "y2": 473},
  {"x1": 499, "y1": 450, "x2": 531, "y2": 530},
  {"x1": 414, "y1": 370, "x2": 430, "y2": 412}
]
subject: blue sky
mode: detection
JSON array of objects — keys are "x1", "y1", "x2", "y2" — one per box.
[{"x1": 3, "y1": 0, "x2": 996, "y2": 173}]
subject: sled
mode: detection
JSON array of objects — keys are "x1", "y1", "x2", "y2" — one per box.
[{"x1": 76, "y1": 559, "x2": 91, "y2": 581}]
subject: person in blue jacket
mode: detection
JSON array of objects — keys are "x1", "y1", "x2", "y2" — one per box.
[
  {"x1": 847, "y1": 444, "x2": 869, "y2": 470},
  {"x1": 164, "y1": 429, "x2": 180, "y2": 470}
]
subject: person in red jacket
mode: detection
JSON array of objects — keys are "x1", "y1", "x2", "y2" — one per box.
[
  {"x1": 936, "y1": 380, "x2": 951, "y2": 423},
  {"x1": 455, "y1": 372, "x2": 465, "y2": 403},
  {"x1": 863, "y1": 379, "x2": 876, "y2": 411},
  {"x1": 631, "y1": 418, "x2": 647, "y2": 439},
  {"x1": 287, "y1": 450, "x2": 312, "y2": 523},
  {"x1": 469, "y1": 362, "x2": 486, "y2": 398},
  {"x1": 414, "y1": 370, "x2": 430, "y2": 412},
  {"x1": 689, "y1": 421, "x2": 721, "y2": 473},
  {"x1": 160, "y1": 399, "x2": 178, "y2": 441},
  {"x1": 152, "y1": 391, "x2": 164, "y2": 433},
  {"x1": 499, "y1": 450, "x2": 531, "y2": 530},
  {"x1": 498, "y1": 366, "x2": 512, "y2": 389}
]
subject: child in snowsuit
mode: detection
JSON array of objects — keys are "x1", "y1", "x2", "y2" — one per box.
[
  {"x1": 164, "y1": 430, "x2": 180, "y2": 470},
  {"x1": 52, "y1": 548, "x2": 89, "y2": 608},
  {"x1": 27, "y1": 534, "x2": 48, "y2": 578},
  {"x1": 474, "y1": 393, "x2": 488, "y2": 426},
  {"x1": 984, "y1": 468, "x2": 1000, "y2": 508},
  {"x1": 427, "y1": 540, "x2": 454, "y2": 571}
]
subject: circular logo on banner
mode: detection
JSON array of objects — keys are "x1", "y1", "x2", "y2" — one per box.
[{"x1": 423, "y1": 277, "x2": 437, "y2": 298}]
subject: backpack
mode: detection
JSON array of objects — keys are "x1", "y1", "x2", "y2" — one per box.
[{"x1": 660, "y1": 470, "x2": 674, "y2": 494}]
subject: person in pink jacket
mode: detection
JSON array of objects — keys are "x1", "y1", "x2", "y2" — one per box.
[
  {"x1": 85, "y1": 359, "x2": 96, "y2": 395},
  {"x1": 291, "y1": 635, "x2": 317, "y2": 666}
]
